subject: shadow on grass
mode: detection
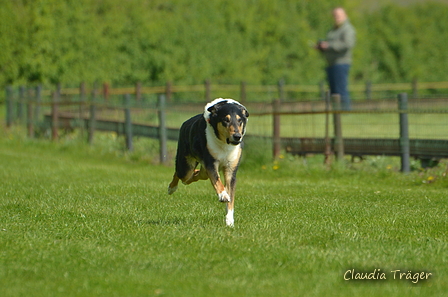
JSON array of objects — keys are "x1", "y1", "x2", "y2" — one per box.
[{"x1": 144, "y1": 218, "x2": 186, "y2": 226}]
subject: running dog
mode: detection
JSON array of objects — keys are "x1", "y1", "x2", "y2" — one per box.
[{"x1": 168, "y1": 98, "x2": 249, "y2": 226}]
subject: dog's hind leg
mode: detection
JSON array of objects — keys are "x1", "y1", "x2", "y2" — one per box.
[
  {"x1": 169, "y1": 156, "x2": 198, "y2": 193},
  {"x1": 168, "y1": 173, "x2": 180, "y2": 195},
  {"x1": 183, "y1": 165, "x2": 208, "y2": 185}
]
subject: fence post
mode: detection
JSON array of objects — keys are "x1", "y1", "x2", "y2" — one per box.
[
  {"x1": 51, "y1": 86, "x2": 60, "y2": 141},
  {"x1": 332, "y1": 94, "x2": 344, "y2": 161},
  {"x1": 34, "y1": 85, "x2": 42, "y2": 127},
  {"x1": 319, "y1": 80, "x2": 326, "y2": 101},
  {"x1": 324, "y1": 91, "x2": 332, "y2": 165},
  {"x1": 365, "y1": 80, "x2": 372, "y2": 100},
  {"x1": 6, "y1": 86, "x2": 13, "y2": 128},
  {"x1": 79, "y1": 82, "x2": 86, "y2": 115},
  {"x1": 273, "y1": 98, "x2": 281, "y2": 159},
  {"x1": 27, "y1": 90, "x2": 34, "y2": 138},
  {"x1": 18, "y1": 86, "x2": 25, "y2": 124},
  {"x1": 135, "y1": 81, "x2": 142, "y2": 102},
  {"x1": 78, "y1": 82, "x2": 86, "y2": 133},
  {"x1": 123, "y1": 94, "x2": 133, "y2": 151},
  {"x1": 398, "y1": 93, "x2": 410, "y2": 173},
  {"x1": 158, "y1": 94, "x2": 168, "y2": 164},
  {"x1": 88, "y1": 90, "x2": 97, "y2": 145},
  {"x1": 103, "y1": 82, "x2": 110, "y2": 102}
]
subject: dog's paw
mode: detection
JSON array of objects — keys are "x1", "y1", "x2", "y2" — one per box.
[
  {"x1": 218, "y1": 191, "x2": 231, "y2": 202},
  {"x1": 226, "y1": 210, "x2": 234, "y2": 227},
  {"x1": 167, "y1": 185, "x2": 178, "y2": 195}
]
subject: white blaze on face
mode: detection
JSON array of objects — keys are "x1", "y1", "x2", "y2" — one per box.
[{"x1": 203, "y1": 98, "x2": 247, "y2": 122}]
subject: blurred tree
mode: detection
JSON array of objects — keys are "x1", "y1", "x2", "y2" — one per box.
[{"x1": 1, "y1": 0, "x2": 448, "y2": 89}]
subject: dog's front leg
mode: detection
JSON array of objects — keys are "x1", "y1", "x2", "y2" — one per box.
[
  {"x1": 205, "y1": 162, "x2": 231, "y2": 203},
  {"x1": 223, "y1": 166, "x2": 237, "y2": 227}
]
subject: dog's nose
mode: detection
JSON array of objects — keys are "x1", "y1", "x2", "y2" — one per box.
[{"x1": 233, "y1": 133, "x2": 242, "y2": 142}]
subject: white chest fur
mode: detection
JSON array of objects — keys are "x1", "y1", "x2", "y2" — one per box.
[{"x1": 205, "y1": 125, "x2": 241, "y2": 166}]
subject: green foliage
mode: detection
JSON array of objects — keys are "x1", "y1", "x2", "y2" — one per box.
[
  {"x1": 360, "y1": 2, "x2": 448, "y2": 82},
  {"x1": 1, "y1": 1, "x2": 448, "y2": 88}
]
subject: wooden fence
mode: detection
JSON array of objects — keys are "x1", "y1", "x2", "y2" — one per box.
[
  {"x1": 5, "y1": 85, "x2": 448, "y2": 170},
  {"x1": 279, "y1": 93, "x2": 448, "y2": 171}
]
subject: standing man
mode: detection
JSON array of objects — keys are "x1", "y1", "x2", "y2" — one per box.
[{"x1": 317, "y1": 7, "x2": 356, "y2": 110}]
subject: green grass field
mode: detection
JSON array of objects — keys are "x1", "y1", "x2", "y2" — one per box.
[{"x1": 1, "y1": 129, "x2": 447, "y2": 297}]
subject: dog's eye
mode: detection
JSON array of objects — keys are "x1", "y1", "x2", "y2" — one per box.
[{"x1": 223, "y1": 118, "x2": 230, "y2": 124}]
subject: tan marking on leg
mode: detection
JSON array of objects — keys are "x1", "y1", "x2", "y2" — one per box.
[
  {"x1": 205, "y1": 165, "x2": 229, "y2": 202},
  {"x1": 210, "y1": 176, "x2": 226, "y2": 195},
  {"x1": 223, "y1": 167, "x2": 236, "y2": 205},
  {"x1": 196, "y1": 166, "x2": 209, "y2": 180},
  {"x1": 184, "y1": 166, "x2": 209, "y2": 185},
  {"x1": 179, "y1": 168, "x2": 193, "y2": 184},
  {"x1": 168, "y1": 173, "x2": 179, "y2": 195},
  {"x1": 223, "y1": 149, "x2": 241, "y2": 225}
]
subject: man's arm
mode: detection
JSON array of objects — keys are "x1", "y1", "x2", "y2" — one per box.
[{"x1": 328, "y1": 27, "x2": 355, "y2": 52}]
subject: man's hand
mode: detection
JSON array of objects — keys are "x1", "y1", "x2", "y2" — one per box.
[{"x1": 318, "y1": 41, "x2": 329, "y2": 50}]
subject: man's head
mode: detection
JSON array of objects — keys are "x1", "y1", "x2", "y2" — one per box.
[{"x1": 332, "y1": 7, "x2": 347, "y2": 27}]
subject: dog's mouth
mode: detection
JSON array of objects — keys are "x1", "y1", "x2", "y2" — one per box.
[{"x1": 227, "y1": 138, "x2": 242, "y2": 145}]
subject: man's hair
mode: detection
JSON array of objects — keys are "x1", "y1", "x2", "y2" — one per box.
[{"x1": 333, "y1": 7, "x2": 345, "y2": 12}]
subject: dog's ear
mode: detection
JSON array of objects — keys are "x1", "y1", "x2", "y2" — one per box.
[
  {"x1": 207, "y1": 100, "x2": 228, "y2": 116},
  {"x1": 207, "y1": 105, "x2": 217, "y2": 116},
  {"x1": 240, "y1": 106, "x2": 249, "y2": 118}
]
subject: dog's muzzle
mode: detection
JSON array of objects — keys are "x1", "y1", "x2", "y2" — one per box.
[{"x1": 227, "y1": 133, "x2": 242, "y2": 145}]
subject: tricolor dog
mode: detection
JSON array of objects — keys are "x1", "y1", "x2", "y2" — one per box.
[{"x1": 168, "y1": 98, "x2": 249, "y2": 226}]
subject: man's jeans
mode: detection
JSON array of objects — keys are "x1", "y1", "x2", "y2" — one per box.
[{"x1": 326, "y1": 64, "x2": 351, "y2": 110}]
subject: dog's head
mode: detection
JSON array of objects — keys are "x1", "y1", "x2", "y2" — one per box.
[{"x1": 204, "y1": 98, "x2": 249, "y2": 145}]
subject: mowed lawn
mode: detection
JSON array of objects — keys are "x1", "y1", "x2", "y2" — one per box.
[{"x1": 0, "y1": 134, "x2": 447, "y2": 297}]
